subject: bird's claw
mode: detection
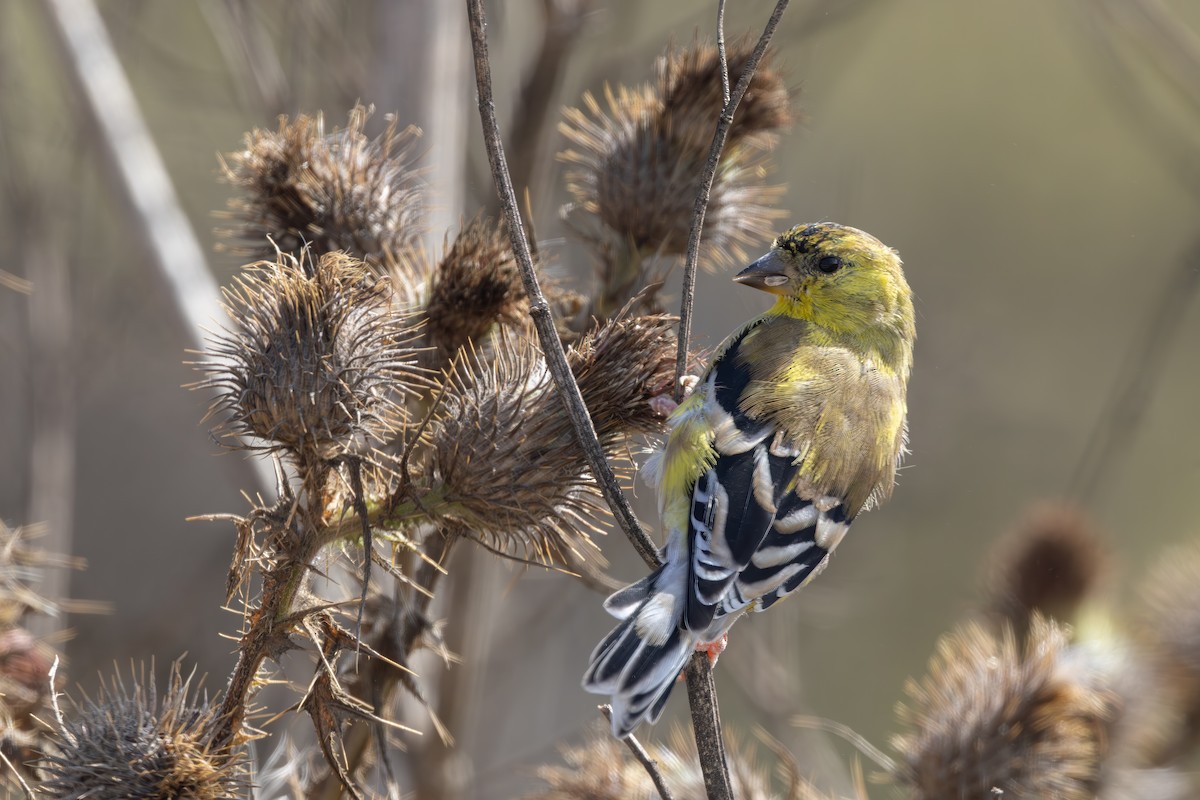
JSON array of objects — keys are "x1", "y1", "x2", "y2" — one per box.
[{"x1": 696, "y1": 632, "x2": 728, "y2": 667}]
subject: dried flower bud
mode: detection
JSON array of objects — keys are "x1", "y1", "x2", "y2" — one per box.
[
  {"x1": 1136, "y1": 539, "x2": 1200, "y2": 761},
  {"x1": 558, "y1": 41, "x2": 789, "y2": 280},
  {"x1": 569, "y1": 313, "x2": 678, "y2": 441},
  {"x1": 658, "y1": 38, "x2": 794, "y2": 155},
  {"x1": 892, "y1": 617, "x2": 1116, "y2": 800},
  {"x1": 197, "y1": 250, "x2": 423, "y2": 462},
  {"x1": 40, "y1": 662, "x2": 246, "y2": 800},
  {"x1": 421, "y1": 337, "x2": 609, "y2": 564},
  {"x1": 219, "y1": 105, "x2": 423, "y2": 266},
  {"x1": 419, "y1": 313, "x2": 674, "y2": 562},
  {"x1": 527, "y1": 724, "x2": 779, "y2": 800},
  {"x1": 0, "y1": 627, "x2": 53, "y2": 727},
  {"x1": 986, "y1": 502, "x2": 1107, "y2": 642},
  {"x1": 425, "y1": 217, "x2": 527, "y2": 361}
]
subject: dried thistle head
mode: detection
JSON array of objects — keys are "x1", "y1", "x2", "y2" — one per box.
[
  {"x1": 569, "y1": 313, "x2": 678, "y2": 441},
  {"x1": 391, "y1": 218, "x2": 587, "y2": 364},
  {"x1": 219, "y1": 104, "x2": 423, "y2": 266},
  {"x1": 1135, "y1": 538, "x2": 1200, "y2": 760},
  {"x1": 657, "y1": 37, "x2": 794, "y2": 155},
  {"x1": 424, "y1": 217, "x2": 527, "y2": 361},
  {"x1": 526, "y1": 724, "x2": 779, "y2": 800},
  {"x1": 986, "y1": 502, "x2": 1108, "y2": 642},
  {"x1": 40, "y1": 662, "x2": 246, "y2": 800},
  {"x1": 891, "y1": 617, "x2": 1117, "y2": 800},
  {"x1": 0, "y1": 626, "x2": 53, "y2": 728},
  {"x1": 417, "y1": 314, "x2": 674, "y2": 563},
  {"x1": 559, "y1": 40, "x2": 790, "y2": 310},
  {"x1": 420, "y1": 337, "x2": 609, "y2": 564},
  {"x1": 197, "y1": 250, "x2": 424, "y2": 463}
]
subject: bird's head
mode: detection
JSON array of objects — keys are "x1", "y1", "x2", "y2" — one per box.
[{"x1": 734, "y1": 222, "x2": 914, "y2": 341}]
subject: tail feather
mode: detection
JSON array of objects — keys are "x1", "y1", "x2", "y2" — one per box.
[
  {"x1": 602, "y1": 569, "x2": 658, "y2": 620},
  {"x1": 583, "y1": 605, "x2": 695, "y2": 737}
]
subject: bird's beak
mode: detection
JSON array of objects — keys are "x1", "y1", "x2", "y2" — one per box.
[{"x1": 733, "y1": 252, "x2": 790, "y2": 294}]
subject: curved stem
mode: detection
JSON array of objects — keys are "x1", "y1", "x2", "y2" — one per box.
[
  {"x1": 464, "y1": 0, "x2": 660, "y2": 571},
  {"x1": 674, "y1": 0, "x2": 792, "y2": 400}
]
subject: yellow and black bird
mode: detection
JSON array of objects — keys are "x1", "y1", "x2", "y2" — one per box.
[{"x1": 583, "y1": 222, "x2": 916, "y2": 736}]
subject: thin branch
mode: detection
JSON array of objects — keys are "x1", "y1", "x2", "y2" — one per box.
[
  {"x1": 0, "y1": 746, "x2": 33, "y2": 799},
  {"x1": 600, "y1": 704, "x2": 677, "y2": 800},
  {"x1": 37, "y1": 0, "x2": 222, "y2": 350},
  {"x1": 792, "y1": 714, "x2": 899, "y2": 773},
  {"x1": 672, "y1": 4, "x2": 792, "y2": 798},
  {"x1": 464, "y1": 0, "x2": 660, "y2": 571},
  {"x1": 674, "y1": 0, "x2": 791, "y2": 400},
  {"x1": 717, "y1": 0, "x2": 731, "y2": 106},
  {"x1": 685, "y1": 654, "x2": 735, "y2": 800}
]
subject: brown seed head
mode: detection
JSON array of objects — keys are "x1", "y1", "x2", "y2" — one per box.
[
  {"x1": 219, "y1": 105, "x2": 423, "y2": 267},
  {"x1": 40, "y1": 662, "x2": 246, "y2": 800},
  {"x1": 986, "y1": 502, "x2": 1107, "y2": 641},
  {"x1": 891, "y1": 617, "x2": 1117, "y2": 800},
  {"x1": 422, "y1": 337, "x2": 609, "y2": 564},
  {"x1": 425, "y1": 217, "x2": 527, "y2": 361},
  {"x1": 419, "y1": 315, "x2": 675, "y2": 562},
  {"x1": 197, "y1": 250, "x2": 424, "y2": 462},
  {"x1": 569, "y1": 313, "x2": 678, "y2": 441},
  {"x1": 558, "y1": 40, "x2": 789, "y2": 273},
  {"x1": 0, "y1": 627, "x2": 53, "y2": 727},
  {"x1": 658, "y1": 37, "x2": 794, "y2": 155},
  {"x1": 527, "y1": 723, "x2": 779, "y2": 800}
]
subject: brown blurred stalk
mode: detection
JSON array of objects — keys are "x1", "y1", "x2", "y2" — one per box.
[
  {"x1": 23, "y1": 226, "x2": 74, "y2": 640},
  {"x1": 36, "y1": 0, "x2": 272, "y2": 494}
]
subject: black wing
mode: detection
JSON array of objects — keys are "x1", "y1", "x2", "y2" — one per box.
[{"x1": 685, "y1": 331, "x2": 852, "y2": 632}]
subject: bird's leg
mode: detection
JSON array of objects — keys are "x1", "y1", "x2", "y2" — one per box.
[
  {"x1": 696, "y1": 632, "x2": 728, "y2": 666},
  {"x1": 648, "y1": 374, "x2": 701, "y2": 417}
]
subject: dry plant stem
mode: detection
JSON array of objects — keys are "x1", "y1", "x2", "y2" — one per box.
[
  {"x1": 212, "y1": 540, "x2": 318, "y2": 749},
  {"x1": 673, "y1": 0, "x2": 792, "y2": 400},
  {"x1": 685, "y1": 654, "x2": 736, "y2": 800},
  {"x1": 717, "y1": 0, "x2": 731, "y2": 106},
  {"x1": 672, "y1": 4, "x2": 791, "y2": 798},
  {"x1": 212, "y1": 470, "x2": 331, "y2": 750},
  {"x1": 0, "y1": 748, "x2": 34, "y2": 800},
  {"x1": 465, "y1": 0, "x2": 660, "y2": 571},
  {"x1": 308, "y1": 533, "x2": 457, "y2": 799},
  {"x1": 600, "y1": 704, "x2": 677, "y2": 800},
  {"x1": 37, "y1": 0, "x2": 222, "y2": 348}
]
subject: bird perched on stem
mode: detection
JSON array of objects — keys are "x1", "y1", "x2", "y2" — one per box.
[{"x1": 583, "y1": 222, "x2": 915, "y2": 737}]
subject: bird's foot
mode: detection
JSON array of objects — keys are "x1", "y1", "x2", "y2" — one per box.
[
  {"x1": 648, "y1": 375, "x2": 700, "y2": 417},
  {"x1": 674, "y1": 633, "x2": 730, "y2": 683},
  {"x1": 696, "y1": 632, "x2": 728, "y2": 667}
]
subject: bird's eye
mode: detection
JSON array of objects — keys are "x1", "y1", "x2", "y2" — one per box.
[{"x1": 817, "y1": 255, "x2": 843, "y2": 274}]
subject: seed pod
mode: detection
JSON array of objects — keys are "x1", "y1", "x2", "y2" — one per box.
[
  {"x1": 219, "y1": 105, "x2": 423, "y2": 267},
  {"x1": 198, "y1": 250, "x2": 424, "y2": 463},
  {"x1": 558, "y1": 41, "x2": 790, "y2": 270},
  {"x1": 892, "y1": 617, "x2": 1116, "y2": 800},
  {"x1": 40, "y1": 662, "x2": 246, "y2": 800}
]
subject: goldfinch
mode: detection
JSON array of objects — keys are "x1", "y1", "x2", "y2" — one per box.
[{"x1": 583, "y1": 222, "x2": 915, "y2": 737}]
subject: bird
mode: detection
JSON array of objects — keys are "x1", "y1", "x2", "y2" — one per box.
[{"x1": 582, "y1": 222, "x2": 915, "y2": 737}]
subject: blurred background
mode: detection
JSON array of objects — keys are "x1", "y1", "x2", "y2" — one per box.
[{"x1": 2, "y1": 0, "x2": 1200, "y2": 797}]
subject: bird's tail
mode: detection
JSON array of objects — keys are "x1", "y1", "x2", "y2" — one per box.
[{"x1": 582, "y1": 566, "x2": 696, "y2": 737}]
